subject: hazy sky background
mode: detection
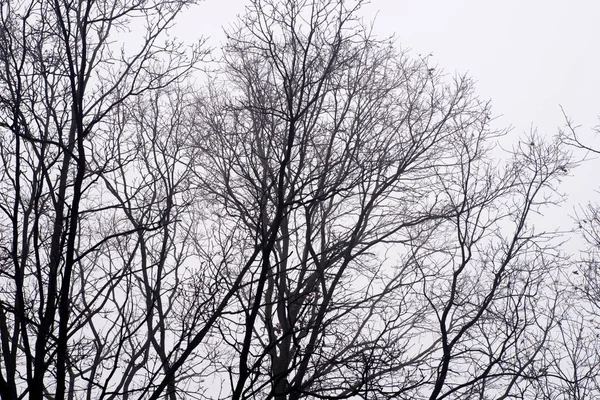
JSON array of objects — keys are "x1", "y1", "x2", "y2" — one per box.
[{"x1": 174, "y1": 0, "x2": 600, "y2": 229}]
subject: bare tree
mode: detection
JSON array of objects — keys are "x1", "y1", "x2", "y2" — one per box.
[
  {"x1": 554, "y1": 111, "x2": 600, "y2": 400},
  {"x1": 188, "y1": 1, "x2": 575, "y2": 399},
  {"x1": 0, "y1": 0, "x2": 587, "y2": 399},
  {"x1": 0, "y1": 0, "x2": 204, "y2": 398}
]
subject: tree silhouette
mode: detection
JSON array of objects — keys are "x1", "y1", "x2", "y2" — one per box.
[{"x1": 0, "y1": 1, "x2": 589, "y2": 399}]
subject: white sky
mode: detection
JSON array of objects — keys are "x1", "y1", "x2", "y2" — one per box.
[{"x1": 175, "y1": 0, "x2": 600, "y2": 227}]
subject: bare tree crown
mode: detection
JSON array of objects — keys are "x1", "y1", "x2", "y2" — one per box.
[{"x1": 0, "y1": 1, "x2": 594, "y2": 400}]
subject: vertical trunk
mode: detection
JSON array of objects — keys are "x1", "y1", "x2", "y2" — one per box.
[
  {"x1": 54, "y1": 0, "x2": 89, "y2": 396},
  {"x1": 30, "y1": 118, "x2": 77, "y2": 400}
]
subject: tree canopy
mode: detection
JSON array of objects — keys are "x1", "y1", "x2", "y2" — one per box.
[{"x1": 0, "y1": 1, "x2": 597, "y2": 399}]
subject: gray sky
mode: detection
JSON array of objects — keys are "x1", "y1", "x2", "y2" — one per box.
[{"x1": 177, "y1": 0, "x2": 600, "y2": 224}]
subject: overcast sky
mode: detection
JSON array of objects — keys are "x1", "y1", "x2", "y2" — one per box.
[{"x1": 175, "y1": 0, "x2": 600, "y2": 226}]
